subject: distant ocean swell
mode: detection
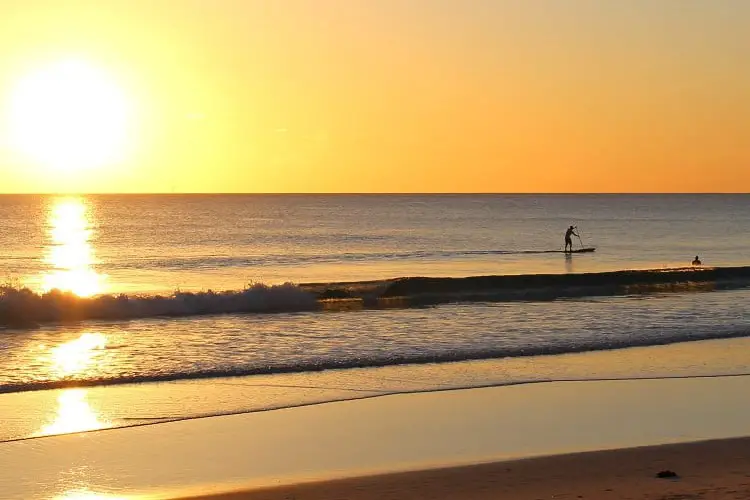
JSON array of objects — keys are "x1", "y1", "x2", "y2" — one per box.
[
  {"x1": 2, "y1": 323, "x2": 749, "y2": 394},
  {"x1": 96, "y1": 248, "x2": 593, "y2": 270},
  {"x1": 2, "y1": 266, "x2": 750, "y2": 328}
]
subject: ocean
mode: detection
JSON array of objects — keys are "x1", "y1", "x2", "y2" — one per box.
[{"x1": 1, "y1": 194, "x2": 750, "y2": 442}]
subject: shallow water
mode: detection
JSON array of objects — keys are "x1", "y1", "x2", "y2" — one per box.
[
  {"x1": 1, "y1": 194, "x2": 749, "y2": 443},
  {"x1": 3, "y1": 321, "x2": 750, "y2": 442},
  {"x1": 1, "y1": 288, "x2": 749, "y2": 395}
]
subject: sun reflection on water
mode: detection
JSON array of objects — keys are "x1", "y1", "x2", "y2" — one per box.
[
  {"x1": 51, "y1": 332, "x2": 108, "y2": 376},
  {"x1": 55, "y1": 491, "x2": 125, "y2": 500},
  {"x1": 42, "y1": 197, "x2": 105, "y2": 296},
  {"x1": 55, "y1": 490, "x2": 131, "y2": 500},
  {"x1": 37, "y1": 389, "x2": 110, "y2": 437},
  {"x1": 34, "y1": 332, "x2": 112, "y2": 437}
]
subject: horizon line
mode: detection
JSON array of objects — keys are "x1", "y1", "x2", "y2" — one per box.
[{"x1": 0, "y1": 192, "x2": 748, "y2": 196}]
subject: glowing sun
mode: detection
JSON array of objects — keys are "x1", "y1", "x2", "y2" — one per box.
[{"x1": 7, "y1": 59, "x2": 130, "y2": 171}]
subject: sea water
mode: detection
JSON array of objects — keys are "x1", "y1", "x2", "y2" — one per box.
[{"x1": 1, "y1": 194, "x2": 749, "y2": 441}]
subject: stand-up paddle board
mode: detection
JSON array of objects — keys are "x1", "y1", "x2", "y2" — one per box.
[{"x1": 562, "y1": 248, "x2": 596, "y2": 253}]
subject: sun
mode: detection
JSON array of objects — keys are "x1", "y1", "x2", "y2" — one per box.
[{"x1": 7, "y1": 59, "x2": 130, "y2": 171}]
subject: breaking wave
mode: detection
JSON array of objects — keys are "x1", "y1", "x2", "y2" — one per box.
[
  {"x1": 2, "y1": 323, "x2": 749, "y2": 394},
  {"x1": 2, "y1": 265, "x2": 750, "y2": 328},
  {"x1": 0, "y1": 282, "x2": 317, "y2": 327}
]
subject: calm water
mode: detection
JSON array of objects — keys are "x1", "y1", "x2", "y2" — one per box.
[
  {"x1": 1, "y1": 194, "x2": 749, "y2": 293},
  {"x1": 1, "y1": 194, "x2": 750, "y2": 441}
]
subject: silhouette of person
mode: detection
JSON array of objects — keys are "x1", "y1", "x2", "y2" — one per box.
[
  {"x1": 564, "y1": 226, "x2": 578, "y2": 252},
  {"x1": 692, "y1": 255, "x2": 702, "y2": 266}
]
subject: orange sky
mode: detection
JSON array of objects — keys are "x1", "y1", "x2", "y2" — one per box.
[{"x1": 0, "y1": 0, "x2": 747, "y2": 193}]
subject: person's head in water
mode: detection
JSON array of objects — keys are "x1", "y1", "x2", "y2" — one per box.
[{"x1": 692, "y1": 255, "x2": 701, "y2": 266}]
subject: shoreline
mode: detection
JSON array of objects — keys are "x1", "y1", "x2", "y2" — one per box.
[
  {"x1": 177, "y1": 436, "x2": 750, "y2": 499},
  {"x1": 5, "y1": 335, "x2": 750, "y2": 443},
  {"x1": 5, "y1": 371, "x2": 750, "y2": 444}
]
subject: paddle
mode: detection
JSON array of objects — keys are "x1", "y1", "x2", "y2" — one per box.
[{"x1": 575, "y1": 226, "x2": 585, "y2": 249}]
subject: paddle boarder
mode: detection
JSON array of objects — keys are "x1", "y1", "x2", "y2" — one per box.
[
  {"x1": 692, "y1": 255, "x2": 702, "y2": 266},
  {"x1": 564, "y1": 226, "x2": 579, "y2": 252}
]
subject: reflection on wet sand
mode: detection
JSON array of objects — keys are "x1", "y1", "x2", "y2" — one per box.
[
  {"x1": 42, "y1": 197, "x2": 105, "y2": 297},
  {"x1": 36, "y1": 389, "x2": 110, "y2": 437}
]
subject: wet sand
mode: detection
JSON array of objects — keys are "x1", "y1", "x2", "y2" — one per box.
[
  {"x1": 181, "y1": 437, "x2": 750, "y2": 499},
  {"x1": 2, "y1": 376, "x2": 750, "y2": 499}
]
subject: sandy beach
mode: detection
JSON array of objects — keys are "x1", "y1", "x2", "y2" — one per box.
[
  {"x1": 3, "y1": 375, "x2": 750, "y2": 499},
  {"x1": 181, "y1": 437, "x2": 750, "y2": 500}
]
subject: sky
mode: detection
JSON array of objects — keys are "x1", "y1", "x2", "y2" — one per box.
[{"x1": 0, "y1": 0, "x2": 747, "y2": 193}]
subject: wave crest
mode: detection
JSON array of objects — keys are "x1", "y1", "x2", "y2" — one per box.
[
  {"x1": 0, "y1": 282, "x2": 317, "y2": 327},
  {"x1": 3, "y1": 265, "x2": 750, "y2": 328}
]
